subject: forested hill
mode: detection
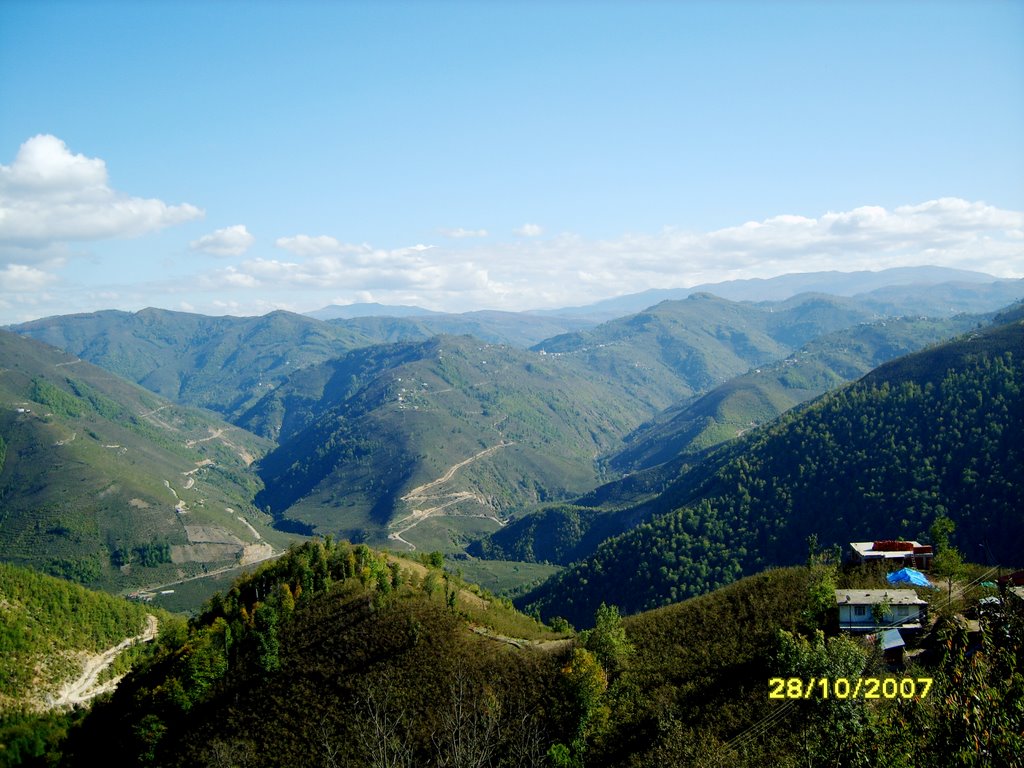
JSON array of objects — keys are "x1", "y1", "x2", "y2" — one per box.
[
  {"x1": 520, "y1": 315, "x2": 1024, "y2": 626},
  {"x1": 44, "y1": 541, "x2": 1024, "y2": 767},
  {"x1": 0, "y1": 561, "x2": 160, "y2": 712},
  {"x1": 59, "y1": 540, "x2": 572, "y2": 767},
  {"x1": 531, "y1": 292, "x2": 877, "y2": 409},
  {"x1": 606, "y1": 312, "x2": 982, "y2": 472}
]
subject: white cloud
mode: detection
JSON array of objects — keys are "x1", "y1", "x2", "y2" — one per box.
[
  {"x1": 184, "y1": 198, "x2": 1022, "y2": 316},
  {"x1": 514, "y1": 223, "x2": 543, "y2": 237},
  {"x1": 0, "y1": 263, "x2": 55, "y2": 292},
  {"x1": 198, "y1": 239, "x2": 484, "y2": 299},
  {"x1": 439, "y1": 227, "x2": 488, "y2": 238},
  {"x1": 275, "y1": 235, "x2": 371, "y2": 257},
  {"x1": 0, "y1": 135, "x2": 203, "y2": 251},
  {"x1": 190, "y1": 224, "x2": 255, "y2": 256},
  {"x1": 7, "y1": 197, "x2": 1019, "y2": 324}
]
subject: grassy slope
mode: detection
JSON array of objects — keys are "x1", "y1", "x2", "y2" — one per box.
[{"x1": 0, "y1": 330, "x2": 286, "y2": 592}]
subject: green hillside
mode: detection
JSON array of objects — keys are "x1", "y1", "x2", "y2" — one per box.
[
  {"x1": 0, "y1": 330, "x2": 285, "y2": 592},
  {"x1": 9, "y1": 307, "x2": 594, "y2": 430},
  {"x1": 251, "y1": 335, "x2": 652, "y2": 550},
  {"x1": 532, "y1": 292, "x2": 880, "y2": 411},
  {"x1": 0, "y1": 562, "x2": 183, "y2": 768},
  {"x1": 0, "y1": 562, "x2": 173, "y2": 712},
  {"x1": 609, "y1": 313, "x2": 982, "y2": 471},
  {"x1": 517, "y1": 316, "x2": 1024, "y2": 625},
  {"x1": 10, "y1": 308, "x2": 375, "y2": 424},
  {"x1": 59, "y1": 539, "x2": 574, "y2": 767}
]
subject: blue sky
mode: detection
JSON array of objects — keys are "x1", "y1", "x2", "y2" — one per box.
[{"x1": 1, "y1": 0, "x2": 1022, "y2": 323}]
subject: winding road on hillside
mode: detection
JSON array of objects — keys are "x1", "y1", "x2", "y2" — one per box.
[
  {"x1": 388, "y1": 442, "x2": 513, "y2": 550},
  {"x1": 47, "y1": 614, "x2": 158, "y2": 710}
]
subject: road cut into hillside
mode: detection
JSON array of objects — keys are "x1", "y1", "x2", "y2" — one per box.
[
  {"x1": 388, "y1": 442, "x2": 512, "y2": 550},
  {"x1": 47, "y1": 614, "x2": 158, "y2": 710}
]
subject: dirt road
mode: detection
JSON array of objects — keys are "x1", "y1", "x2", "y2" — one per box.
[
  {"x1": 388, "y1": 443, "x2": 512, "y2": 550},
  {"x1": 48, "y1": 614, "x2": 159, "y2": 710}
]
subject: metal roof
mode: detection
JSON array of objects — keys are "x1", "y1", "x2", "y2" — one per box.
[{"x1": 835, "y1": 589, "x2": 927, "y2": 606}]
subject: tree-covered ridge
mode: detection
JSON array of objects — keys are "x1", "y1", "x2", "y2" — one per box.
[
  {"x1": 28, "y1": 554, "x2": 1023, "y2": 767},
  {"x1": 521, "y1": 319, "x2": 1024, "y2": 625},
  {"x1": 531, "y1": 292, "x2": 879, "y2": 408},
  {"x1": 60, "y1": 539, "x2": 580, "y2": 767},
  {"x1": 0, "y1": 562, "x2": 158, "y2": 710}
]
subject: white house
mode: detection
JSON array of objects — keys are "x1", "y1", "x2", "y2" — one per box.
[{"x1": 835, "y1": 589, "x2": 928, "y2": 632}]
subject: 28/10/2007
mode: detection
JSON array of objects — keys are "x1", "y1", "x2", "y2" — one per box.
[{"x1": 768, "y1": 677, "x2": 933, "y2": 700}]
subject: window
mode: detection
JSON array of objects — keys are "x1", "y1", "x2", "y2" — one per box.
[{"x1": 854, "y1": 605, "x2": 867, "y2": 617}]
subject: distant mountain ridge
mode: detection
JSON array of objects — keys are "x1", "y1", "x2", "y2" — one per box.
[
  {"x1": 9, "y1": 308, "x2": 376, "y2": 422},
  {"x1": 536, "y1": 266, "x2": 1019, "y2": 318},
  {"x1": 305, "y1": 302, "x2": 444, "y2": 320},
  {"x1": 7, "y1": 269, "x2": 1021, "y2": 576}
]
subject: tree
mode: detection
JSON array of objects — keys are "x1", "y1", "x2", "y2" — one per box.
[
  {"x1": 930, "y1": 514, "x2": 965, "y2": 607},
  {"x1": 432, "y1": 668, "x2": 501, "y2": 768},
  {"x1": 582, "y1": 603, "x2": 633, "y2": 677},
  {"x1": 355, "y1": 675, "x2": 415, "y2": 768}
]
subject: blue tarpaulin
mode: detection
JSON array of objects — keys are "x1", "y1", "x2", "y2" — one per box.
[{"x1": 887, "y1": 567, "x2": 934, "y2": 588}]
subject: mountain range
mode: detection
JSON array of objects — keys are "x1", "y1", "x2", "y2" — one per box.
[{"x1": 2, "y1": 267, "x2": 1022, "y2": 605}]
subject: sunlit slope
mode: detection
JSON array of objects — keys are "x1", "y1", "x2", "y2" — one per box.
[
  {"x1": 532, "y1": 292, "x2": 880, "y2": 412},
  {"x1": 0, "y1": 330, "x2": 280, "y2": 591},
  {"x1": 609, "y1": 313, "x2": 982, "y2": 471},
  {"x1": 10, "y1": 308, "x2": 375, "y2": 426},
  {"x1": 251, "y1": 335, "x2": 653, "y2": 549},
  {"x1": 0, "y1": 562, "x2": 173, "y2": 712}
]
